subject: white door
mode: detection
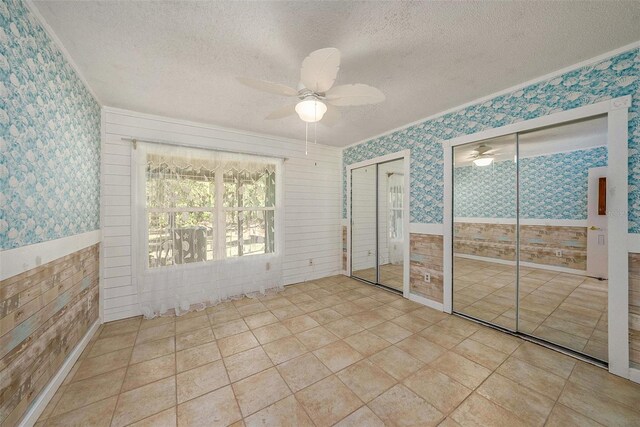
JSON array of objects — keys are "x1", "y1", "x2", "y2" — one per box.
[{"x1": 586, "y1": 166, "x2": 608, "y2": 279}]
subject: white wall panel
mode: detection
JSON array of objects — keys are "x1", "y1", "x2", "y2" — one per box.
[{"x1": 101, "y1": 107, "x2": 342, "y2": 322}]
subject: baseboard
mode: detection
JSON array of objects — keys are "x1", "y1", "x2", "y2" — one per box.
[
  {"x1": 454, "y1": 253, "x2": 587, "y2": 275},
  {"x1": 629, "y1": 367, "x2": 640, "y2": 384},
  {"x1": 19, "y1": 319, "x2": 101, "y2": 427},
  {"x1": 408, "y1": 293, "x2": 444, "y2": 311}
]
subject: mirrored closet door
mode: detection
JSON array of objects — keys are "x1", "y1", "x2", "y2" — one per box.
[
  {"x1": 351, "y1": 158, "x2": 406, "y2": 292},
  {"x1": 451, "y1": 116, "x2": 609, "y2": 363}
]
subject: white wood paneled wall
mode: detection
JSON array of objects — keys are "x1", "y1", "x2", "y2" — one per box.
[{"x1": 101, "y1": 108, "x2": 343, "y2": 322}]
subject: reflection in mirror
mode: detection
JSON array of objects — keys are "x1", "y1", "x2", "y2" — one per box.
[
  {"x1": 452, "y1": 134, "x2": 518, "y2": 330},
  {"x1": 351, "y1": 166, "x2": 377, "y2": 282},
  {"x1": 378, "y1": 159, "x2": 404, "y2": 291},
  {"x1": 517, "y1": 116, "x2": 608, "y2": 362}
]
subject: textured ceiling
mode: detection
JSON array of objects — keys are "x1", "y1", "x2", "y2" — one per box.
[{"x1": 32, "y1": 1, "x2": 640, "y2": 147}]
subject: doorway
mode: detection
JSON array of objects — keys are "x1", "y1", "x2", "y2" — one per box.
[
  {"x1": 349, "y1": 155, "x2": 409, "y2": 293},
  {"x1": 451, "y1": 116, "x2": 610, "y2": 363}
]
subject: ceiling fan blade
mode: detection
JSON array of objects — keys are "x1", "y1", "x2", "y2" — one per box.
[
  {"x1": 236, "y1": 77, "x2": 298, "y2": 97},
  {"x1": 320, "y1": 105, "x2": 341, "y2": 127},
  {"x1": 300, "y1": 47, "x2": 341, "y2": 93},
  {"x1": 265, "y1": 105, "x2": 297, "y2": 120},
  {"x1": 325, "y1": 84, "x2": 385, "y2": 106}
]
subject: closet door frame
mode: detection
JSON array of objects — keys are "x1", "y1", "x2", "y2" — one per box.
[
  {"x1": 347, "y1": 150, "x2": 411, "y2": 297},
  {"x1": 443, "y1": 96, "x2": 631, "y2": 379}
]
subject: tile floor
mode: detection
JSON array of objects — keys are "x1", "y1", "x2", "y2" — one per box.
[
  {"x1": 36, "y1": 275, "x2": 639, "y2": 427},
  {"x1": 453, "y1": 257, "x2": 608, "y2": 361},
  {"x1": 352, "y1": 263, "x2": 404, "y2": 291}
]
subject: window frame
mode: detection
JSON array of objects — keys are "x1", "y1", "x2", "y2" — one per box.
[{"x1": 137, "y1": 143, "x2": 282, "y2": 272}]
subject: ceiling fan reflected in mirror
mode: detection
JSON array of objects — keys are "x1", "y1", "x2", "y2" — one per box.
[
  {"x1": 469, "y1": 144, "x2": 497, "y2": 167},
  {"x1": 236, "y1": 47, "x2": 385, "y2": 152}
]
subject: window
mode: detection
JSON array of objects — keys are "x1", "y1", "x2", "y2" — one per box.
[{"x1": 144, "y1": 150, "x2": 278, "y2": 269}]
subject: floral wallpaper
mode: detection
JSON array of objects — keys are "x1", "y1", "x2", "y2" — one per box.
[
  {"x1": 454, "y1": 146, "x2": 607, "y2": 220},
  {"x1": 0, "y1": 0, "x2": 100, "y2": 250},
  {"x1": 343, "y1": 48, "x2": 640, "y2": 232}
]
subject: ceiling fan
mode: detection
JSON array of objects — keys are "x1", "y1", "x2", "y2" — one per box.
[
  {"x1": 469, "y1": 144, "x2": 498, "y2": 166},
  {"x1": 236, "y1": 47, "x2": 385, "y2": 127}
]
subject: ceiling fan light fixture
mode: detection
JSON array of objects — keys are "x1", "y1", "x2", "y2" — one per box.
[
  {"x1": 295, "y1": 97, "x2": 327, "y2": 123},
  {"x1": 473, "y1": 157, "x2": 494, "y2": 167}
]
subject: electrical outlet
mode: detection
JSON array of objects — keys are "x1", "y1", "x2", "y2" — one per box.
[
  {"x1": 555, "y1": 250, "x2": 562, "y2": 257},
  {"x1": 424, "y1": 273, "x2": 431, "y2": 283}
]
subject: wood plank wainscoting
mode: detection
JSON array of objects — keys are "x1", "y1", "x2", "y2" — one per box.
[{"x1": 0, "y1": 245, "x2": 99, "y2": 426}]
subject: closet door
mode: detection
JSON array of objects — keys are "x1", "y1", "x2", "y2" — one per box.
[
  {"x1": 452, "y1": 135, "x2": 519, "y2": 330},
  {"x1": 351, "y1": 165, "x2": 378, "y2": 283},
  {"x1": 377, "y1": 159, "x2": 405, "y2": 292}
]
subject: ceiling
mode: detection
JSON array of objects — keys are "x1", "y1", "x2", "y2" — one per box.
[
  {"x1": 32, "y1": 1, "x2": 640, "y2": 147},
  {"x1": 454, "y1": 115, "x2": 607, "y2": 165}
]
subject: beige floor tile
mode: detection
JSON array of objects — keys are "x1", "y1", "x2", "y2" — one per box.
[
  {"x1": 334, "y1": 406, "x2": 385, "y2": 427},
  {"x1": 175, "y1": 327, "x2": 215, "y2": 351},
  {"x1": 336, "y1": 359, "x2": 397, "y2": 403},
  {"x1": 46, "y1": 396, "x2": 117, "y2": 427},
  {"x1": 252, "y1": 322, "x2": 291, "y2": 344},
  {"x1": 281, "y1": 314, "x2": 320, "y2": 333},
  {"x1": 99, "y1": 317, "x2": 141, "y2": 338},
  {"x1": 89, "y1": 332, "x2": 137, "y2": 357},
  {"x1": 431, "y1": 351, "x2": 491, "y2": 389},
  {"x1": 213, "y1": 319, "x2": 249, "y2": 339},
  {"x1": 277, "y1": 353, "x2": 331, "y2": 392},
  {"x1": 332, "y1": 302, "x2": 367, "y2": 317},
  {"x1": 177, "y1": 385, "x2": 242, "y2": 427},
  {"x1": 136, "y1": 323, "x2": 175, "y2": 345},
  {"x1": 450, "y1": 393, "x2": 529, "y2": 427},
  {"x1": 176, "y1": 340, "x2": 221, "y2": 373},
  {"x1": 344, "y1": 330, "x2": 391, "y2": 356},
  {"x1": 295, "y1": 375, "x2": 363, "y2": 427},
  {"x1": 111, "y1": 377, "x2": 176, "y2": 427},
  {"x1": 123, "y1": 353, "x2": 175, "y2": 392},
  {"x1": 176, "y1": 359, "x2": 229, "y2": 403},
  {"x1": 437, "y1": 417, "x2": 463, "y2": 427},
  {"x1": 469, "y1": 327, "x2": 521, "y2": 354},
  {"x1": 496, "y1": 356, "x2": 566, "y2": 400},
  {"x1": 313, "y1": 340, "x2": 363, "y2": 372},
  {"x1": 243, "y1": 311, "x2": 279, "y2": 329},
  {"x1": 396, "y1": 334, "x2": 446, "y2": 364},
  {"x1": 129, "y1": 407, "x2": 176, "y2": 427},
  {"x1": 138, "y1": 317, "x2": 173, "y2": 331},
  {"x1": 233, "y1": 368, "x2": 291, "y2": 417},
  {"x1": 271, "y1": 304, "x2": 304, "y2": 320},
  {"x1": 348, "y1": 311, "x2": 386, "y2": 329},
  {"x1": 545, "y1": 404, "x2": 604, "y2": 427},
  {"x1": 324, "y1": 318, "x2": 365, "y2": 339},
  {"x1": 225, "y1": 346, "x2": 274, "y2": 382},
  {"x1": 391, "y1": 313, "x2": 432, "y2": 333},
  {"x1": 369, "y1": 346, "x2": 424, "y2": 380},
  {"x1": 218, "y1": 331, "x2": 259, "y2": 357},
  {"x1": 558, "y1": 381, "x2": 640, "y2": 426},
  {"x1": 419, "y1": 325, "x2": 467, "y2": 349},
  {"x1": 208, "y1": 307, "x2": 242, "y2": 325},
  {"x1": 477, "y1": 373, "x2": 555, "y2": 425},
  {"x1": 243, "y1": 395, "x2": 314, "y2": 427},
  {"x1": 130, "y1": 336, "x2": 175, "y2": 364},
  {"x1": 369, "y1": 384, "x2": 444, "y2": 427},
  {"x1": 403, "y1": 367, "x2": 472, "y2": 414},
  {"x1": 53, "y1": 368, "x2": 126, "y2": 416},
  {"x1": 375, "y1": 305, "x2": 405, "y2": 320},
  {"x1": 176, "y1": 314, "x2": 210, "y2": 334},
  {"x1": 453, "y1": 338, "x2": 509, "y2": 370},
  {"x1": 308, "y1": 308, "x2": 344, "y2": 324},
  {"x1": 72, "y1": 347, "x2": 132, "y2": 382},
  {"x1": 295, "y1": 326, "x2": 339, "y2": 351},
  {"x1": 237, "y1": 302, "x2": 269, "y2": 317},
  {"x1": 568, "y1": 362, "x2": 640, "y2": 408},
  {"x1": 369, "y1": 321, "x2": 413, "y2": 343},
  {"x1": 511, "y1": 341, "x2": 576, "y2": 379},
  {"x1": 263, "y1": 335, "x2": 309, "y2": 364}
]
